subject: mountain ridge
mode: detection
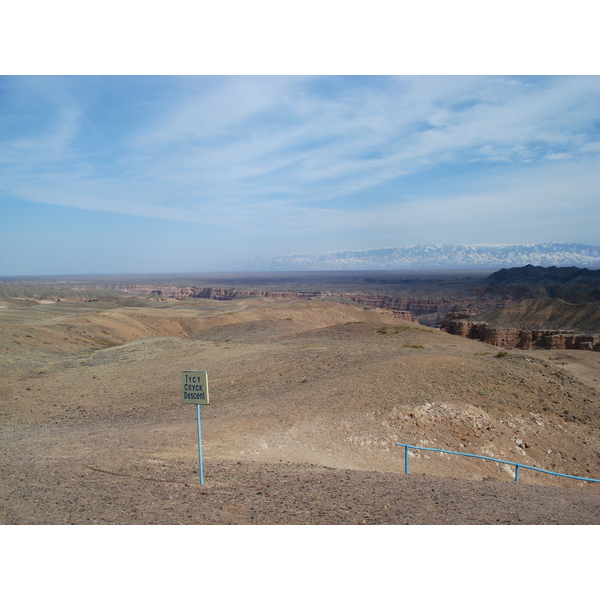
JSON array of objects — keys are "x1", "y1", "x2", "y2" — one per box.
[{"x1": 247, "y1": 243, "x2": 600, "y2": 271}]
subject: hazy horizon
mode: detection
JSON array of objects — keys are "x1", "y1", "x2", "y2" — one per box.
[{"x1": 2, "y1": 240, "x2": 599, "y2": 278}]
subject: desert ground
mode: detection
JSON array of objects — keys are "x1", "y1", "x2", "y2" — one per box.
[{"x1": 1, "y1": 288, "x2": 599, "y2": 524}]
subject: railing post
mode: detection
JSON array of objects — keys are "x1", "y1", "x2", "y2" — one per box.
[{"x1": 396, "y1": 442, "x2": 600, "y2": 483}]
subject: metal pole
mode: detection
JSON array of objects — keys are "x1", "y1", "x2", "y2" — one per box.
[
  {"x1": 196, "y1": 403, "x2": 204, "y2": 485},
  {"x1": 405, "y1": 444, "x2": 409, "y2": 474},
  {"x1": 396, "y1": 443, "x2": 600, "y2": 483}
]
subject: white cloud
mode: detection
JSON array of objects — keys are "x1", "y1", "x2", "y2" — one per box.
[{"x1": 1, "y1": 75, "x2": 598, "y2": 247}]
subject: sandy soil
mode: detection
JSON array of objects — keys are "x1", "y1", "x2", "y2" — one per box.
[{"x1": 1, "y1": 294, "x2": 599, "y2": 524}]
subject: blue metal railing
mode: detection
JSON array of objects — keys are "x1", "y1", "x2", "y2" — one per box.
[{"x1": 396, "y1": 443, "x2": 600, "y2": 483}]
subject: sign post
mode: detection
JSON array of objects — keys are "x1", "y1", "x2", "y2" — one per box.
[
  {"x1": 195, "y1": 404, "x2": 204, "y2": 485},
  {"x1": 181, "y1": 370, "x2": 210, "y2": 484}
]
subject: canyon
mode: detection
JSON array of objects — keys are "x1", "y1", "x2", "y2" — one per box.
[
  {"x1": 3, "y1": 265, "x2": 599, "y2": 352},
  {"x1": 112, "y1": 265, "x2": 600, "y2": 351},
  {"x1": 440, "y1": 268, "x2": 600, "y2": 352}
]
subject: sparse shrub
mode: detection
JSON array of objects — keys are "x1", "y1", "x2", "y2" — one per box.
[
  {"x1": 94, "y1": 338, "x2": 118, "y2": 348},
  {"x1": 377, "y1": 325, "x2": 414, "y2": 334},
  {"x1": 495, "y1": 351, "x2": 509, "y2": 358},
  {"x1": 403, "y1": 343, "x2": 425, "y2": 349}
]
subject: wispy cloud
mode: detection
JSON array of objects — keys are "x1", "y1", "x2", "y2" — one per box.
[{"x1": 1, "y1": 75, "x2": 598, "y2": 247}]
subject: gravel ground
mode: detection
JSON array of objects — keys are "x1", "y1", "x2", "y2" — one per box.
[{"x1": 2, "y1": 446, "x2": 599, "y2": 525}]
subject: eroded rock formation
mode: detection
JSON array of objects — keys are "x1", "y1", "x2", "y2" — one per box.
[
  {"x1": 441, "y1": 314, "x2": 600, "y2": 351},
  {"x1": 441, "y1": 296, "x2": 600, "y2": 352}
]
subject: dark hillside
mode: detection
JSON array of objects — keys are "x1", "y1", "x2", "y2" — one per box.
[{"x1": 482, "y1": 265, "x2": 600, "y2": 303}]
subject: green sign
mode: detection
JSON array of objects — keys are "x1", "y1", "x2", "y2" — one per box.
[{"x1": 181, "y1": 371, "x2": 210, "y2": 404}]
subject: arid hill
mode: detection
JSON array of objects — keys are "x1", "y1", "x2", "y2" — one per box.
[{"x1": 1, "y1": 284, "x2": 598, "y2": 524}]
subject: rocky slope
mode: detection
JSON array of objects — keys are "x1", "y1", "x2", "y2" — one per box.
[{"x1": 442, "y1": 298, "x2": 600, "y2": 351}]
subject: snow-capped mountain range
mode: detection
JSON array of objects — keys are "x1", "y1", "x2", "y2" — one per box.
[{"x1": 247, "y1": 243, "x2": 600, "y2": 271}]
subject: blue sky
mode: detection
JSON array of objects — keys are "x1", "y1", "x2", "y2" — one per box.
[{"x1": 1, "y1": 75, "x2": 599, "y2": 275}]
